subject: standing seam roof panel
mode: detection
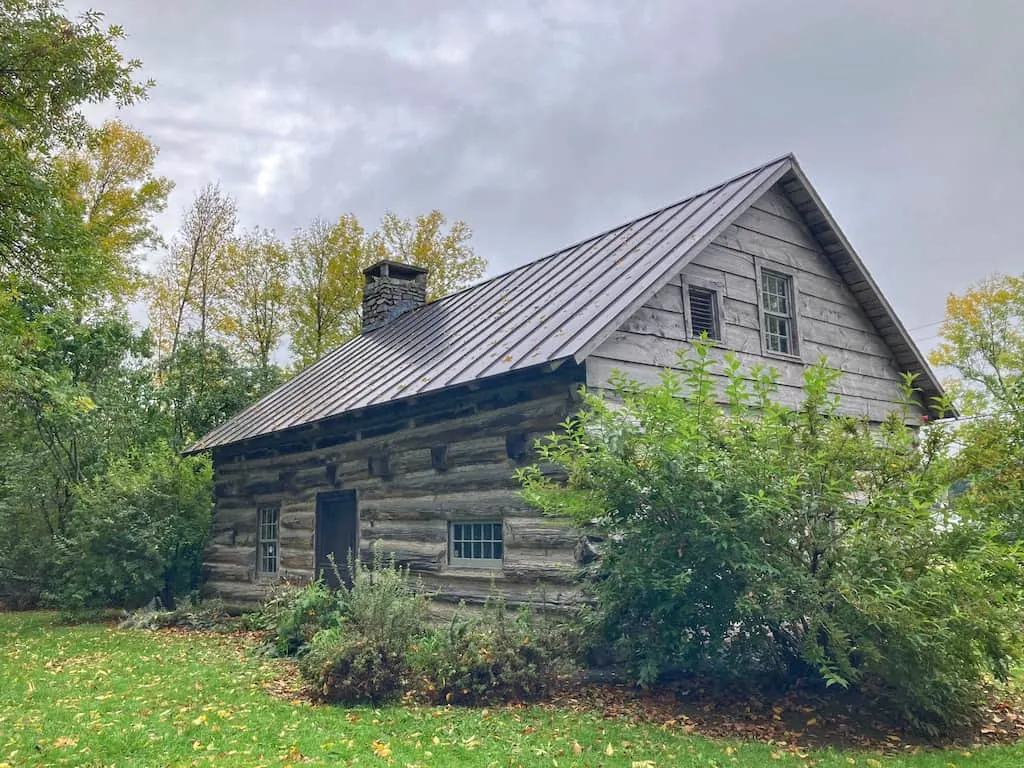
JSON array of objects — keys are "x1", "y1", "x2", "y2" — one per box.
[
  {"x1": 188, "y1": 157, "x2": 790, "y2": 451},
  {"x1": 335, "y1": 228, "x2": 622, "y2": 409},
  {"x1": 445, "y1": 206, "x2": 682, "y2": 385},
  {"x1": 187, "y1": 153, "x2": 945, "y2": 453}
]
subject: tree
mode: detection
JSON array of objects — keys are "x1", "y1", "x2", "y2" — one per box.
[
  {"x1": 0, "y1": 309, "x2": 169, "y2": 605},
  {"x1": 148, "y1": 183, "x2": 237, "y2": 357},
  {"x1": 287, "y1": 210, "x2": 485, "y2": 367},
  {"x1": 931, "y1": 274, "x2": 1023, "y2": 416},
  {"x1": 0, "y1": 1, "x2": 148, "y2": 147},
  {"x1": 287, "y1": 215, "x2": 369, "y2": 366},
  {"x1": 0, "y1": 0, "x2": 149, "y2": 301},
  {"x1": 931, "y1": 273, "x2": 1024, "y2": 538},
  {"x1": 160, "y1": 332, "x2": 283, "y2": 447},
  {"x1": 369, "y1": 210, "x2": 485, "y2": 300},
  {"x1": 52, "y1": 119, "x2": 173, "y2": 294},
  {"x1": 218, "y1": 227, "x2": 289, "y2": 375},
  {"x1": 0, "y1": 3, "x2": 219, "y2": 614},
  {"x1": 53, "y1": 443, "x2": 212, "y2": 613},
  {"x1": 519, "y1": 344, "x2": 1022, "y2": 733}
]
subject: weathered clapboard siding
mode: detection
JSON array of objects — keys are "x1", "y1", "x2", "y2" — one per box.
[
  {"x1": 203, "y1": 363, "x2": 587, "y2": 606},
  {"x1": 587, "y1": 183, "x2": 924, "y2": 422}
]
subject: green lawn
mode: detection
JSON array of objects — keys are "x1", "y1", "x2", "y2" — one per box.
[{"x1": 0, "y1": 612, "x2": 1020, "y2": 768}]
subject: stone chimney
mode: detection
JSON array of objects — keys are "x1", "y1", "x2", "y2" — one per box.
[{"x1": 361, "y1": 260, "x2": 429, "y2": 332}]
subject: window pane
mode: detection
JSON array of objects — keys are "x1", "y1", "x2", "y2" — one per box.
[
  {"x1": 765, "y1": 316, "x2": 791, "y2": 354},
  {"x1": 762, "y1": 275, "x2": 789, "y2": 314},
  {"x1": 450, "y1": 520, "x2": 503, "y2": 563},
  {"x1": 762, "y1": 272, "x2": 794, "y2": 354},
  {"x1": 257, "y1": 506, "x2": 280, "y2": 574}
]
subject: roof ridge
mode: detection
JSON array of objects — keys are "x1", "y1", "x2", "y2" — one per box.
[
  {"x1": 185, "y1": 153, "x2": 808, "y2": 453},
  {"x1": 394, "y1": 153, "x2": 797, "y2": 317}
]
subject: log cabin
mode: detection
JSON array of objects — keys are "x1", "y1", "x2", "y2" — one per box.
[{"x1": 185, "y1": 153, "x2": 946, "y2": 608}]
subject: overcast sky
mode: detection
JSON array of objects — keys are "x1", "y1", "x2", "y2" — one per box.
[{"x1": 72, "y1": 0, "x2": 1024, "y2": 356}]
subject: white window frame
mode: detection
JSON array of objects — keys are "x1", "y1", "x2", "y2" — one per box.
[
  {"x1": 257, "y1": 505, "x2": 280, "y2": 578},
  {"x1": 754, "y1": 261, "x2": 801, "y2": 360},
  {"x1": 448, "y1": 521, "x2": 504, "y2": 569},
  {"x1": 680, "y1": 275, "x2": 726, "y2": 343}
]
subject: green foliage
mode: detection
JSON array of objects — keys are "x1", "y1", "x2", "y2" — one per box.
[
  {"x1": 286, "y1": 210, "x2": 485, "y2": 368},
  {"x1": 0, "y1": 2, "x2": 216, "y2": 616},
  {"x1": 335, "y1": 545, "x2": 430, "y2": 647},
  {"x1": 266, "y1": 580, "x2": 339, "y2": 657},
  {"x1": 288, "y1": 546, "x2": 579, "y2": 706},
  {"x1": 160, "y1": 332, "x2": 284, "y2": 446},
  {"x1": 51, "y1": 119, "x2": 174, "y2": 289},
  {"x1": 0, "y1": 1, "x2": 148, "y2": 146},
  {"x1": 298, "y1": 627, "x2": 408, "y2": 704},
  {"x1": 296, "y1": 545, "x2": 428, "y2": 704},
  {"x1": 0, "y1": 311, "x2": 167, "y2": 607},
  {"x1": 931, "y1": 273, "x2": 1024, "y2": 541},
  {"x1": 218, "y1": 227, "x2": 289, "y2": 373},
  {"x1": 1, "y1": 0, "x2": 150, "y2": 300},
  {"x1": 411, "y1": 600, "x2": 573, "y2": 705},
  {"x1": 4, "y1": 612, "x2": 1024, "y2": 767},
  {"x1": 518, "y1": 342, "x2": 1024, "y2": 733},
  {"x1": 50, "y1": 443, "x2": 212, "y2": 615},
  {"x1": 286, "y1": 215, "x2": 367, "y2": 366}
]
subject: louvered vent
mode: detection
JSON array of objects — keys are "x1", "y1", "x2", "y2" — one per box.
[{"x1": 688, "y1": 286, "x2": 720, "y2": 339}]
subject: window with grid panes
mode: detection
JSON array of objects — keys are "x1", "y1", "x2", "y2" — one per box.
[
  {"x1": 449, "y1": 521, "x2": 503, "y2": 566},
  {"x1": 761, "y1": 270, "x2": 795, "y2": 354},
  {"x1": 257, "y1": 505, "x2": 279, "y2": 575}
]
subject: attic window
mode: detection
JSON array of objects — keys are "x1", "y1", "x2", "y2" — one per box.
[
  {"x1": 687, "y1": 286, "x2": 720, "y2": 340},
  {"x1": 760, "y1": 269, "x2": 797, "y2": 356}
]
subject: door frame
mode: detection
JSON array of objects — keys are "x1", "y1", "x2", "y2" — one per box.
[{"x1": 314, "y1": 489, "x2": 359, "y2": 583}]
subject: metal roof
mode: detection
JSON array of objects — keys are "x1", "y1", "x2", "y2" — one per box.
[{"x1": 186, "y1": 154, "x2": 946, "y2": 453}]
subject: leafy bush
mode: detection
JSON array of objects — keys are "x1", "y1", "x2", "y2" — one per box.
[
  {"x1": 50, "y1": 443, "x2": 212, "y2": 617},
  {"x1": 265, "y1": 579, "x2": 339, "y2": 657},
  {"x1": 299, "y1": 626, "x2": 407, "y2": 704},
  {"x1": 411, "y1": 600, "x2": 574, "y2": 705},
  {"x1": 335, "y1": 546, "x2": 428, "y2": 646},
  {"x1": 518, "y1": 342, "x2": 1024, "y2": 733},
  {"x1": 296, "y1": 544, "x2": 428, "y2": 703}
]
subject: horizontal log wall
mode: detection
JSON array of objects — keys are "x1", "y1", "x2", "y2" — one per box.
[
  {"x1": 203, "y1": 364, "x2": 587, "y2": 606},
  {"x1": 587, "y1": 183, "x2": 925, "y2": 423}
]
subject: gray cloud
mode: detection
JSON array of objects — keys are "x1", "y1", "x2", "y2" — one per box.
[{"x1": 70, "y1": 0, "x2": 1024, "y2": 355}]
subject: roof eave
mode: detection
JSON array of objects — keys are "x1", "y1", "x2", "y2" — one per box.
[
  {"x1": 781, "y1": 157, "x2": 953, "y2": 418},
  {"x1": 181, "y1": 357, "x2": 578, "y2": 456}
]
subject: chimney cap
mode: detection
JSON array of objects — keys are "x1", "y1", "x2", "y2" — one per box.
[{"x1": 363, "y1": 260, "x2": 428, "y2": 280}]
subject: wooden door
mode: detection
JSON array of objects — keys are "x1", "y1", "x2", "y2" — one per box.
[{"x1": 315, "y1": 490, "x2": 358, "y2": 587}]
